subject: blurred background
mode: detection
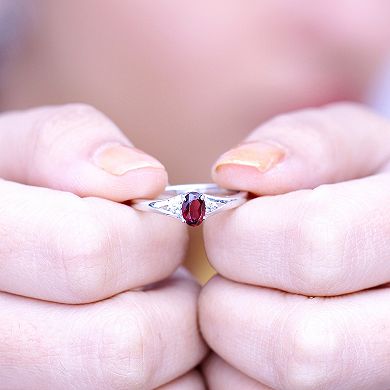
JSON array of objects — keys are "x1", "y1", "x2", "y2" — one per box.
[{"x1": 1, "y1": 0, "x2": 390, "y2": 282}]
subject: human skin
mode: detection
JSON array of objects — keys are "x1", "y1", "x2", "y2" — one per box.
[
  {"x1": 4, "y1": 103, "x2": 390, "y2": 390},
  {"x1": 2, "y1": 2, "x2": 390, "y2": 389},
  {"x1": 0, "y1": 104, "x2": 207, "y2": 389},
  {"x1": 200, "y1": 103, "x2": 390, "y2": 389}
]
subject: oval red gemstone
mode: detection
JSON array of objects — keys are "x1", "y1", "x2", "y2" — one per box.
[{"x1": 182, "y1": 192, "x2": 206, "y2": 226}]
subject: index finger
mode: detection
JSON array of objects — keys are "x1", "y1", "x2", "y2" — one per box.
[
  {"x1": 212, "y1": 103, "x2": 390, "y2": 195},
  {"x1": 0, "y1": 179, "x2": 188, "y2": 303},
  {"x1": 0, "y1": 104, "x2": 167, "y2": 201},
  {"x1": 205, "y1": 104, "x2": 390, "y2": 296}
]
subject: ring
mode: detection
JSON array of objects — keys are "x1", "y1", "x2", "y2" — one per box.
[{"x1": 131, "y1": 183, "x2": 248, "y2": 226}]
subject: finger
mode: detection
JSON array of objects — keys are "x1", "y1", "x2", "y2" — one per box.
[
  {"x1": 0, "y1": 179, "x2": 187, "y2": 303},
  {"x1": 156, "y1": 370, "x2": 205, "y2": 390},
  {"x1": 203, "y1": 354, "x2": 273, "y2": 390},
  {"x1": 212, "y1": 103, "x2": 390, "y2": 195},
  {"x1": 0, "y1": 104, "x2": 167, "y2": 201},
  {"x1": 205, "y1": 172, "x2": 390, "y2": 296},
  {"x1": 0, "y1": 271, "x2": 207, "y2": 390},
  {"x1": 200, "y1": 276, "x2": 390, "y2": 390}
]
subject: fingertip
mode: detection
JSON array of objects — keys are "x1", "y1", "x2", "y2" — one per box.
[
  {"x1": 212, "y1": 141, "x2": 285, "y2": 174},
  {"x1": 212, "y1": 163, "x2": 265, "y2": 195},
  {"x1": 211, "y1": 141, "x2": 287, "y2": 195},
  {"x1": 92, "y1": 143, "x2": 164, "y2": 175},
  {"x1": 89, "y1": 142, "x2": 168, "y2": 200},
  {"x1": 3, "y1": 104, "x2": 170, "y2": 202},
  {"x1": 64, "y1": 161, "x2": 168, "y2": 202},
  {"x1": 115, "y1": 164, "x2": 169, "y2": 200}
]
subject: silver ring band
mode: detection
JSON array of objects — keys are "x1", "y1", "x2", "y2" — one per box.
[{"x1": 131, "y1": 183, "x2": 248, "y2": 226}]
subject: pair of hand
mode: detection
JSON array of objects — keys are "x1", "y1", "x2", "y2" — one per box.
[{"x1": 1, "y1": 103, "x2": 390, "y2": 390}]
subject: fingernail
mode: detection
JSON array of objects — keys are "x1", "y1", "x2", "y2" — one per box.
[
  {"x1": 213, "y1": 141, "x2": 285, "y2": 173},
  {"x1": 93, "y1": 143, "x2": 164, "y2": 175}
]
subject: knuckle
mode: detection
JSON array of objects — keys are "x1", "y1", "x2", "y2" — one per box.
[
  {"x1": 98, "y1": 310, "x2": 154, "y2": 390},
  {"x1": 263, "y1": 109, "x2": 337, "y2": 176},
  {"x1": 291, "y1": 187, "x2": 348, "y2": 294},
  {"x1": 282, "y1": 310, "x2": 342, "y2": 390},
  {"x1": 58, "y1": 201, "x2": 113, "y2": 302},
  {"x1": 31, "y1": 103, "x2": 114, "y2": 159},
  {"x1": 34, "y1": 103, "x2": 102, "y2": 143}
]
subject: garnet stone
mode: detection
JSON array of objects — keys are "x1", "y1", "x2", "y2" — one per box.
[{"x1": 182, "y1": 192, "x2": 206, "y2": 226}]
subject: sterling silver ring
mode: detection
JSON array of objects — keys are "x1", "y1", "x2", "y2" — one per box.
[{"x1": 131, "y1": 183, "x2": 248, "y2": 226}]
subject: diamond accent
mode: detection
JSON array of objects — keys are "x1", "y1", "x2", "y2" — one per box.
[
  {"x1": 149, "y1": 194, "x2": 183, "y2": 219},
  {"x1": 205, "y1": 196, "x2": 229, "y2": 215}
]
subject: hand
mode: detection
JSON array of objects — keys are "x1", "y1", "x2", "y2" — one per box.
[
  {"x1": 199, "y1": 103, "x2": 390, "y2": 390},
  {"x1": 0, "y1": 104, "x2": 207, "y2": 389}
]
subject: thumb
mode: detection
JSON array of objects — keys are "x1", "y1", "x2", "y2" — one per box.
[
  {"x1": 0, "y1": 104, "x2": 167, "y2": 201},
  {"x1": 212, "y1": 103, "x2": 390, "y2": 195}
]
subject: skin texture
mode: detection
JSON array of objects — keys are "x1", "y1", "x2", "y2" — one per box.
[
  {"x1": 200, "y1": 277, "x2": 390, "y2": 390},
  {"x1": 0, "y1": 104, "x2": 207, "y2": 389},
  {"x1": 200, "y1": 104, "x2": 390, "y2": 389},
  {"x1": 0, "y1": 104, "x2": 187, "y2": 303},
  {"x1": 205, "y1": 104, "x2": 390, "y2": 296},
  {"x1": 1, "y1": 2, "x2": 390, "y2": 389},
  {"x1": 0, "y1": 271, "x2": 206, "y2": 389}
]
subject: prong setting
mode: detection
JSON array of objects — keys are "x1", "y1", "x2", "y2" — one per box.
[{"x1": 131, "y1": 184, "x2": 248, "y2": 227}]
